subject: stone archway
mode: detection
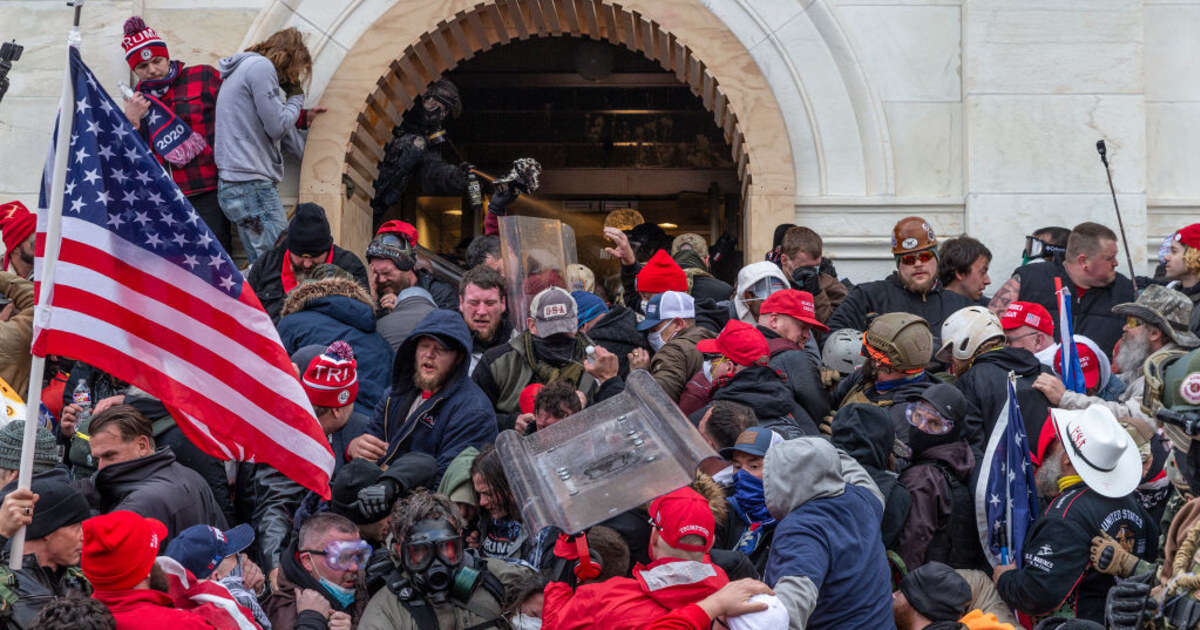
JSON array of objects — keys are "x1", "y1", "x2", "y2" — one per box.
[{"x1": 251, "y1": 0, "x2": 797, "y2": 257}]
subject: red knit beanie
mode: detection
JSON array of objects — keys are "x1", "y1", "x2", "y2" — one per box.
[
  {"x1": 302, "y1": 341, "x2": 358, "y2": 408},
  {"x1": 636, "y1": 249, "x2": 688, "y2": 294},
  {"x1": 0, "y1": 201, "x2": 35, "y2": 271},
  {"x1": 82, "y1": 510, "x2": 167, "y2": 591},
  {"x1": 122, "y1": 17, "x2": 169, "y2": 70}
]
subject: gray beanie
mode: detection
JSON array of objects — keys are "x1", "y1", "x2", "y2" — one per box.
[{"x1": 0, "y1": 421, "x2": 61, "y2": 473}]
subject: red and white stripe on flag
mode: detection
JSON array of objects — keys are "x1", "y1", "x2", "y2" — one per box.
[{"x1": 32, "y1": 219, "x2": 334, "y2": 498}]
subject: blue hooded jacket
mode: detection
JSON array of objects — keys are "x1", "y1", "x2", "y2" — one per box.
[
  {"x1": 367, "y1": 309, "x2": 498, "y2": 477},
  {"x1": 276, "y1": 276, "x2": 394, "y2": 412}
]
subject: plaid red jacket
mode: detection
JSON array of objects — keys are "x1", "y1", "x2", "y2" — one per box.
[{"x1": 139, "y1": 62, "x2": 221, "y2": 196}]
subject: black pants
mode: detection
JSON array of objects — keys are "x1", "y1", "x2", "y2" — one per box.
[{"x1": 189, "y1": 189, "x2": 233, "y2": 254}]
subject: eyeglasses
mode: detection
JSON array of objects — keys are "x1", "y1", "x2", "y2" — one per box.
[
  {"x1": 300, "y1": 539, "x2": 372, "y2": 571},
  {"x1": 897, "y1": 250, "x2": 935, "y2": 266},
  {"x1": 1125, "y1": 316, "x2": 1144, "y2": 329},
  {"x1": 906, "y1": 401, "x2": 954, "y2": 435},
  {"x1": 1006, "y1": 330, "x2": 1040, "y2": 344}
]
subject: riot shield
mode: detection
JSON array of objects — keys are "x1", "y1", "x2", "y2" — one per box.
[
  {"x1": 496, "y1": 370, "x2": 717, "y2": 535},
  {"x1": 498, "y1": 215, "x2": 577, "y2": 331}
]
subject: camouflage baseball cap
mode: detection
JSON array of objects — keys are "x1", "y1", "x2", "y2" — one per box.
[
  {"x1": 671, "y1": 233, "x2": 708, "y2": 257},
  {"x1": 1113, "y1": 284, "x2": 1200, "y2": 349}
]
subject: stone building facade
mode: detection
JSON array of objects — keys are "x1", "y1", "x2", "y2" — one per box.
[{"x1": 0, "y1": 0, "x2": 1190, "y2": 283}]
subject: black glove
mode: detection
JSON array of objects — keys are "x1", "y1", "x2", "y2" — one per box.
[
  {"x1": 487, "y1": 183, "x2": 520, "y2": 216},
  {"x1": 1106, "y1": 572, "x2": 1157, "y2": 630},
  {"x1": 364, "y1": 547, "x2": 395, "y2": 594},
  {"x1": 790, "y1": 266, "x2": 821, "y2": 295},
  {"x1": 1164, "y1": 591, "x2": 1200, "y2": 630},
  {"x1": 354, "y1": 479, "x2": 398, "y2": 521}
]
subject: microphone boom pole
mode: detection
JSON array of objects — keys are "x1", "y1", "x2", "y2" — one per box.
[{"x1": 1095, "y1": 139, "x2": 1138, "y2": 292}]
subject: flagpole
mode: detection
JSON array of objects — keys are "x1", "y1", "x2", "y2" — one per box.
[{"x1": 9, "y1": 2, "x2": 80, "y2": 570}]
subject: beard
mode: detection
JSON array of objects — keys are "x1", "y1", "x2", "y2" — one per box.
[
  {"x1": 414, "y1": 366, "x2": 453, "y2": 392},
  {"x1": 1035, "y1": 454, "x2": 1064, "y2": 498},
  {"x1": 470, "y1": 316, "x2": 501, "y2": 342},
  {"x1": 900, "y1": 271, "x2": 935, "y2": 294},
  {"x1": 17, "y1": 243, "x2": 33, "y2": 266},
  {"x1": 1114, "y1": 330, "x2": 1152, "y2": 376},
  {"x1": 149, "y1": 563, "x2": 170, "y2": 592}
]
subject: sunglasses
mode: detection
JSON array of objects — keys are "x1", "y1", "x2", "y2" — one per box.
[
  {"x1": 896, "y1": 250, "x2": 935, "y2": 266},
  {"x1": 1125, "y1": 316, "x2": 1144, "y2": 329},
  {"x1": 301, "y1": 539, "x2": 372, "y2": 571}
]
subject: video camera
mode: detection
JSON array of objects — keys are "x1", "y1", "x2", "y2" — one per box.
[{"x1": 0, "y1": 40, "x2": 23, "y2": 106}]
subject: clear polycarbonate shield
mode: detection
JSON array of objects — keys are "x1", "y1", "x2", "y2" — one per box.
[
  {"x1": 496, "y1": 370, "x2": 717, "y2": 535},
  {"x1": 498, "y1": 215, "x2": 577, "y2": 332}
]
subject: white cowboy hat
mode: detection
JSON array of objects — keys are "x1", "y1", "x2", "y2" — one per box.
[{"x1": 1050, "y1": 405, "x2": 1142, "y2": 498}]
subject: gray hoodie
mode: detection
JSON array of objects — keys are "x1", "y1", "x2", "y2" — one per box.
[
  {"x1": 214, "y1": 52, "x2": 305, "y2": 183},
  {"x1": 763, "y1": 438, "x2": 884, "y2": 630}
]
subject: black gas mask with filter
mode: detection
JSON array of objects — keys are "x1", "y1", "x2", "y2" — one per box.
[{"x1": 393, "y1": 518, "x2": 482, "y2": 604}]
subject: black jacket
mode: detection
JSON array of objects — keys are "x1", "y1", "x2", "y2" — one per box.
[
  {"x1": 760, "y1": 327, "x2": 831, "y2": 423},
  {"x1": 1, "y1": 555, "x2": 91, "y2": 629},
  {"x1": 694, "y1": 297, "x2": 731, "y2": 335},
  {"x1": 1013, "y1": 261, "x2": 1135, "y2": 357},
  {"x1": 830, "y1": 403, "x2": 912, "y2": 550},
  {"x1": 897, "y1": 440, "x2": 986, "y2": 571},
  {"x1": 88, "y1": 447, "x2": 228, "y2": 542},
  {"x1": 954, "y1": 347, "x2": 1052, "y2": 450},
  {"x1": 247, "y1": 243, "x2": 370, "y2": 322},
  {"x1": 585, "y1": 304, "x2": 646, "y2": 378},
  {"x1": 415, "y1": 267, "x2": 459, "y2": 312},
  {"x1": 996, "y1": 482, "x2": 1157, "y2": 623},
  {"x1": 711, "y1": 365, "x2": 819, "y2": 437},
  {"x1": 827, "y1": 273, "x2": 972, "y2": 347}
]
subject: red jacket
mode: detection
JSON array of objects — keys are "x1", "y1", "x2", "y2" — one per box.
[
  {"x1": 543, "y1": 557, "x2": 729, "y2": 630},
  {"x1": 644, "y1": 604, "x2": 711, "y2": 630},
  {"x1": 92, "y1": 588, "x2": 217, "y2": 629}
]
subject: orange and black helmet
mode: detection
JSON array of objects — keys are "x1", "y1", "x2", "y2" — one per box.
[{"x1": 891, "y1": 216, "x2": 937, "y2": 255}]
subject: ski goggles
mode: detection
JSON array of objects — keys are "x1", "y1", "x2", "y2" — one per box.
[
  {"x1": 1022, "y1": 236, "x2": 1065, "y2": 261},
  {"x1": 300, "y1": 539, "x2": 372, "y2": 571},
  {"x1": 402, "y1": 519, "x2": 464, "y2": 572},
  {"x1": 895, "y1": 250, "x2": 936, "y2": 266},
  {"x1": 906, "y1": 401, "x2": 954, "y2": 436}
]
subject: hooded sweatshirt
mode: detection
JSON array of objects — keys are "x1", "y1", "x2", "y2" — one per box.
[
  {"x1": 830, "y1": 404, "x2": 912, "y2": 550},
  {"x1": 214, "y1": 52, "x2": 305, "y2": 183},
  {"x1": 368, "y1": 309, "x2": 498, "y2": 477},
  {"x1": 763, "y1": 438, "x2": 894, "y2": 630},
  {"x1": 733, "y1": 262, "x2": 789, "y2": 323},
  {"x1": 711, "y1": 365, "x2": 819, "y2": 437}
]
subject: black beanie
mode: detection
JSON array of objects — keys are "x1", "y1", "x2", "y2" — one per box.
[
  {"x1": 899, "y1": 562, "x2": 971, "y2": 622},
  {"x1": 287, "y1": 203, "x2": 333, "y2": 255},
  {"x1": 27, "y1": 477, "x2": 91, "y2": 540},
  {"x1": 329, "y1": 459, "x2": 384, "y2": 524}
]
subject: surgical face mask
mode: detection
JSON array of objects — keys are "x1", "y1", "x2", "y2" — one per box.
[
  {"x1": 318, "y1": 577, "x2": 357, "y2": 607},
  {"x1": 510, "y1": 614, "x2": 543, "y2": 630},
  {"x1": 702, "y1": 359, "x2": 713, "y2": 382},
  {"x1": 647, "y1": 320, "x2": 674, "y2": 351}
]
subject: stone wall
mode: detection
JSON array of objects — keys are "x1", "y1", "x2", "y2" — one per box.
[{"x1": 0, "y1": 0, "x2": 1188, "y2": 285}]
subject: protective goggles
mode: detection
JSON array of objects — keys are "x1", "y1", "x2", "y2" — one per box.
[
  {"x1": 743, "y1": 277, "x2": 788, "y2": 303},
  {"x1": 895, "y1": 250, "x2": 935, "y2": 266},
  {"x1": 402, "y1": 519, "x2": 464, "y2": 572},
  {"x1": 300, "y1": 539, "x2": 372, "y2": 571},
  {"x1": 1022, "y1": 236, "x2": 1065, "y2": 260},
  {"x1": 906, "y1": 400, "x2": 954, "y2": 435}
]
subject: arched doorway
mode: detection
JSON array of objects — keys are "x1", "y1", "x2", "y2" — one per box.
[
  {"x1": 280, "y1": 0, "x2": 797, "y2": 258},
  {"x1": 389, "y1": 36, "x2": 743, "y2": 282}
]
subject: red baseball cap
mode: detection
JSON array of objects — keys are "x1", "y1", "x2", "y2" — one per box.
[
  {"x1": 761, "y1": 289, "x2": 829, "y2": 332},
  {"x1": 376, "y1": 220, "x2": 419, "y2": 245},
  {"x1": 696, "y1": 320, "x2": 769, "y2": 366},
  {"x1": 1175, "y1": 223, "x2": 1200, "y2": 250},
  {"x1": 1000, "y1": 301, "x2": 1053, "y2": 337},
  {"x1": 82, "y1": 510, "x2": 168, "y2": 590},
  {"x1": 1053, "y1": 342, "x2": 1102, "y2": 390},
  {"x1": 648, "y1": 486, "x2": 715, "y2": 552},
  {"x1": 636, "y1": 250, "x2": 688, "y2": 294}
]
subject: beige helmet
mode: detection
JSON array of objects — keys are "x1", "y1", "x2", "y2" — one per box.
[
  {"x1": 863, "y1": 312, "x2": 933, "y2": 373},
  {"x1": 937, "y1": 306, "x2": 1005, "y2": 362}
]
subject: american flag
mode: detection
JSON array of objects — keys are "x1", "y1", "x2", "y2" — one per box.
[
  {"x1": 32, "y1": 46, "x2": 333, "y2": 497},
  {"x1": 975, "y1": 373, "x2": 1039, "y2": 567},
  {"x1": 1055, "y1": 279, "x2": 1087, "y2": 394}
]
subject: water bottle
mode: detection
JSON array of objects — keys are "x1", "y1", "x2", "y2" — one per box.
[
  {"x1": 71, "y1": 379, "x2": 92, "y2": 427},
  {"x1": 68, "y1": 379, "x2": 96, "y2": 473}
]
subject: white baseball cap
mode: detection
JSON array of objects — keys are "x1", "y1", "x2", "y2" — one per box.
[{"x1": 637, "y1": 291, "x2": 695, "y2": 331}]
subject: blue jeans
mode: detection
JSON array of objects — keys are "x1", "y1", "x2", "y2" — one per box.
[{"x1": 217, "y1": 179, "x2": 287, "y2": 265}]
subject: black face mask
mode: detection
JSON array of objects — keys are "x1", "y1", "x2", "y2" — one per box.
[
  {"x1": 532, "y1": 333, "x2": 576, "y2": 366},
  {"x1": 790, "y1": 266, "x2": 821, "y2": 294}
]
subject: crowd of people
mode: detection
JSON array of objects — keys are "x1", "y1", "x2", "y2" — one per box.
[{"x1": 1, "y1": 13, "x2": 1200, "y2": 630}]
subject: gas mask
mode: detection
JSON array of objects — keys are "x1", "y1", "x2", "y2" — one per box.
[{"x1": 401, "y1": 518, "x2": 479, "y2": 603}]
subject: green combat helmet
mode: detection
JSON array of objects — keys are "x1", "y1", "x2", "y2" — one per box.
[{"x1": 1149, "y1": 348, "x2": 1200, "y2": 450}]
